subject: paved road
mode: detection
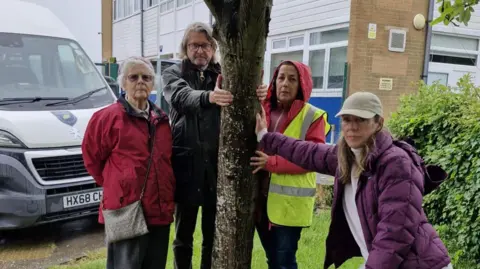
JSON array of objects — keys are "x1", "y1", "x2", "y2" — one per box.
[{"x1": 0, "y1": 216, "x2": 105, "y2": 269}]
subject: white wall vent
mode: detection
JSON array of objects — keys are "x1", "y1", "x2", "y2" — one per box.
[{"x1": 388, "y1": 29, "x2": 407, "y2": 52}]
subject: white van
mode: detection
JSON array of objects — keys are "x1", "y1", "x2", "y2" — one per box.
[{"x1": 0, "y1": 1, "x2": 116, "y2": 229}]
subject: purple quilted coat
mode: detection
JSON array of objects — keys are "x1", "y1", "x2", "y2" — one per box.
[{"x1": 260, "y1": 130, "x2": 451, "y2": 269}]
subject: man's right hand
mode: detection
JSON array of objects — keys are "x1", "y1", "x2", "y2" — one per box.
[{"x1": 209, "y1": 75, "x2": 233, "y2": 106}]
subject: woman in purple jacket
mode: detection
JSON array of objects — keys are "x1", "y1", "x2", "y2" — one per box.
[{"x1": 252, "y1": 91, "x2": 452, "y2": 269}]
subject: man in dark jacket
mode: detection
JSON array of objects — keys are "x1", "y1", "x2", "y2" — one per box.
[{"x1": 163, "y1": 21, "x2": 267, "y2": 269}]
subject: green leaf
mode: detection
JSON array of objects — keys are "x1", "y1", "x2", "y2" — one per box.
[{"x1": 465, "y1": 9, "x2": 472, "y2": 24}]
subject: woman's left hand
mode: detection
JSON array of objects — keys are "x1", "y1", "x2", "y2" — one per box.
[{"x1": 250, "y1": 150, "x2": 270, "y2": 174}]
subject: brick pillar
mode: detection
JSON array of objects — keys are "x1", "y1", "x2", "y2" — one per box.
[
  {"x1": 346, "y1": 0, "x2": 429, "y2": 119},
  {"x1": 101, "y1": 0, "x2": 113, "y2": 62}
]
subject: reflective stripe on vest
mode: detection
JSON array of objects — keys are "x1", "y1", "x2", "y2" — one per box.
[
  {"x1": 269, "y1": 183, "x2": 316, "y2": 197},
  {"x1": 300, "y1": 105, "x2": 317, "y2": 140},
  {"x1": 267, "y1": 103, "x2": 329, "y2": 227}
]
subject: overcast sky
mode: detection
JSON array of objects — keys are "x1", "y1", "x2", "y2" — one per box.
[{"x1": 19, "y1": 0, "x2": 102, "y2": 63}]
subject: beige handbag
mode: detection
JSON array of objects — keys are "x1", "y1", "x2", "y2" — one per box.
[{"x1": 102, "y1": 127, "x2": 156, "y2": 244}]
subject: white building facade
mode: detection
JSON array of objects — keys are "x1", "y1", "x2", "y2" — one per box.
[{"x1": 112, "y1": 0, "x2": 480, "y2": 141}]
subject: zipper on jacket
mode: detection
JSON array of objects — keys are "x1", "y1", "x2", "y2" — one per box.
[
  {"x1": 199, "y1": 71, "x2": 205, "y2": 82},
  {"x1": 356, "y1": 176, "x2": 375, "y2": 243}
]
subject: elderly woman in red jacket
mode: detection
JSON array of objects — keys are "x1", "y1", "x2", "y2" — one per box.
[
  {"x1": 82, "y1": 56, "x2": 175, "y2": 269},
  {"x1": 251, "y1": 60, "x2": 330, "y2": 269},
  {"x1": 254, "y1": 92, "x2": 452, "y2": 269}
]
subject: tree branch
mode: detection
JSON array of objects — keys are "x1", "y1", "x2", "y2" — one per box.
[{"x1": 203, "y1": 0, "x2": 224, "y2": 23}]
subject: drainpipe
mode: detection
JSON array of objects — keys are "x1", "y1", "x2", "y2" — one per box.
[
  {"x1": 421, "y1": 0, "x2": 435, "y2": 82},
  {"x1": 140, "y1": 2, "x2": 144, "y2": 57}
]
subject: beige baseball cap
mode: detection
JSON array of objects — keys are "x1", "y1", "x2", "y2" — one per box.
[{"x1": 335, "y1": 92, "x2": 383, "y2": 118}]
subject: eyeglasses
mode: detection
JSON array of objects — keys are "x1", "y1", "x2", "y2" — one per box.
[
  {"x1": 187, "y1": 43, "x2": 212, "y2": 52},
  {"x1": 127, "y1": 74, "x2": 153, "y2": 82}
]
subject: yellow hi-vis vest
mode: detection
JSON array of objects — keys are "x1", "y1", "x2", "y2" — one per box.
[{"x1": 267, "y1": 103, "x2": 330, "y2": 227}]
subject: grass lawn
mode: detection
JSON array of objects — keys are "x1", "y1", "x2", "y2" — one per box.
[{"x1": 50, "y1": 210, "x2": 364, "y2": 269}]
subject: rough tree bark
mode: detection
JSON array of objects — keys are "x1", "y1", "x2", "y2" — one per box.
[{"x1": 203, "y1": 1, "x2": 272, "y2": 268}]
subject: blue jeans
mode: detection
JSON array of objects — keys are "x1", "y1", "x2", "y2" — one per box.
[{"x1": 256, "y1": 207, "x2": 302, "y2": 269}]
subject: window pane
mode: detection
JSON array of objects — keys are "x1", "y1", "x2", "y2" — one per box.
[
  {"x1": 118, "y1": 0, "x2": 124, "y2": 17},
  {"x1": 321, "y1": 28, "x2": 349, "y2": 44},
  {"x1": 160, "y1": 3, "x2": 166, "y2": 12},
  {"x1": 177, "y1": 0, "x2": 184, "y2": 7},
  {"x1": 186, "y1": 0, "x2": 192, "y2": 3},
  {"x1": 310, "y1": 32, "x2": 321, "y2": 45},
  {"x1": 427, "y1": 72, "x2": 448, "y2": 85},
  {"x1": 328, "y1": 47, "x2": 347, "y2": 89},
  {"x1": 272, "y1": 39, "x2": 286, "y2": 49},
  {"x1": 431, "y1": 34, "x2": 478, "y2": 51},
  {"x1": 167, "y1": 0, "x2": 174, "y2": 10},
  {"x1": 0, "y1": 33, "x2": 110, "y2": 104},
  {"x1": 124, "y1": 0, "x2": 130, "y2": 16},
  {"x1": 270, "y1": 51, "x2": 304, "y2": 79},
  {"x1": 113, "y1": 0, "x2": 117, "y2": 19},
  {"x1": 309, "y1": 50, "x2": 325, "y2": 89},
  {"x1": 289, "y1": 37, "x2": 304, "y2": 47},
  {"x1": 430, "y1": 53, "x2": 476, "y2": 66},
  {"x1": 29, "y1": 55, "x2": 44, "y2": 84},
  {"x1": 58, "y1": 45, "x2": 83, "y2": 88},
  {"x1": 134, "y1": 0, "x2": 140, "y2": 12}
]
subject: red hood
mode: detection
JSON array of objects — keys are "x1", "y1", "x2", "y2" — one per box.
[
  {"x1": 262, "y1": 61, "x2": 314, "y2": 133},
  {"x1": 264, "y1": 61, "x2": 313, "y2": 105}
]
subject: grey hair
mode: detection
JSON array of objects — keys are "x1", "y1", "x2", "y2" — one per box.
[
  {"x1": 179, "y1": 22, "x2": 218, "y2": 64},
  {"x1": 117, "y1": 56, "x2": 156, "y2": 88}
]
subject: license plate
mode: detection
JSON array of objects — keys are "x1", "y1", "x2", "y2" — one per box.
[{"x1": 63, "y1": 190, "x2": 103, "y2": 209}]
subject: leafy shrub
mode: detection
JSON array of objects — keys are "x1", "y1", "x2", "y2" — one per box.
[
  {"x1": 388, "y1": 75, "x2": 480, "y2": 267},
  {"x1": 322, "y1": 185, "x2": 333, "y2": 207}
]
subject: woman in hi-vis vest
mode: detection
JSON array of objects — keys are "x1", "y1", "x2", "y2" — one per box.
[{"x1": 250, "y1": 61, "x2": 330, "y2": 269}]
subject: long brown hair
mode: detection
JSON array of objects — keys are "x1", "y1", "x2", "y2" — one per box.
[{"x1": 337, "y1": 115, "x2": 383, "y2": 184}]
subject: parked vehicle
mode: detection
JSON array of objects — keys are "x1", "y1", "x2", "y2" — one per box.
[
  {"x1": 155, "y1": 59, "x2": 181, "y2": 114},
  {"x1": 104, "y1": 75, "x2": 120, "y2": 98},
  {"x1": 0, "y1": 1, "x2": 116, "y2": 230}
]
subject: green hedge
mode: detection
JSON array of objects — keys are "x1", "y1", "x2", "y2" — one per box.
[{"x1": 388, "y1": 75, "x2": 480, "y2": 267}]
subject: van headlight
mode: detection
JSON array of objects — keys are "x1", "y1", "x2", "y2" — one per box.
[{"x1": 0, "y1": 131, "x2": 26, "y2": 148}]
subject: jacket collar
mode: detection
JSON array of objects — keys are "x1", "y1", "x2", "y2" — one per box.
[
  {"x1": 181, "y1": 59, "x2": 221, "y2": 75},
  {"x1": 362, "y1": 130, "x2": 393, "y2": 176},
  {"x1": 118, "y1": 94, "x2": 168, "y2": 122}
]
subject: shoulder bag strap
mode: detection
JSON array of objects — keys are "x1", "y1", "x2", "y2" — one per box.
[{"x1": 139, "y1": 121, "x2": 156, "y2": 200}]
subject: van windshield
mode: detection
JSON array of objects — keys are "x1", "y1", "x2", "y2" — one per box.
[{"x1": 0, "y1": 33, "x2": 114, "y2": 111}]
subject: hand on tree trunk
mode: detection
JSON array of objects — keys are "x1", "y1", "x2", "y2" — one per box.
[
  {"x1": 250, "y1": 150, "x2": 269, "y2": 174},
  {"x1": 209, "y1": 74, "x2": 233, "y2": 106},
  {"x1": 256, "y1": 84, "x2": 268, "y2": 101},
  {"x1": 256, "y1": 106, "x2": 268, "y2": 135}
]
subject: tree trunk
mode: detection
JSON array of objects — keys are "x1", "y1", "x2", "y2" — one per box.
[{"x1": 203, "y1": 1, "x2": 272, "y2": 268}]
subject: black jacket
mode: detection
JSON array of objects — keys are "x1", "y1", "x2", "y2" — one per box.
[{"x1": 162, "y1": 59, "x2": 221, "y2": 205}]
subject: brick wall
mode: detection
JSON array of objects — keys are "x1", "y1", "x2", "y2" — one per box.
[{"x1": 346, "y1": 0, "x2": 429, "y2": 119}]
